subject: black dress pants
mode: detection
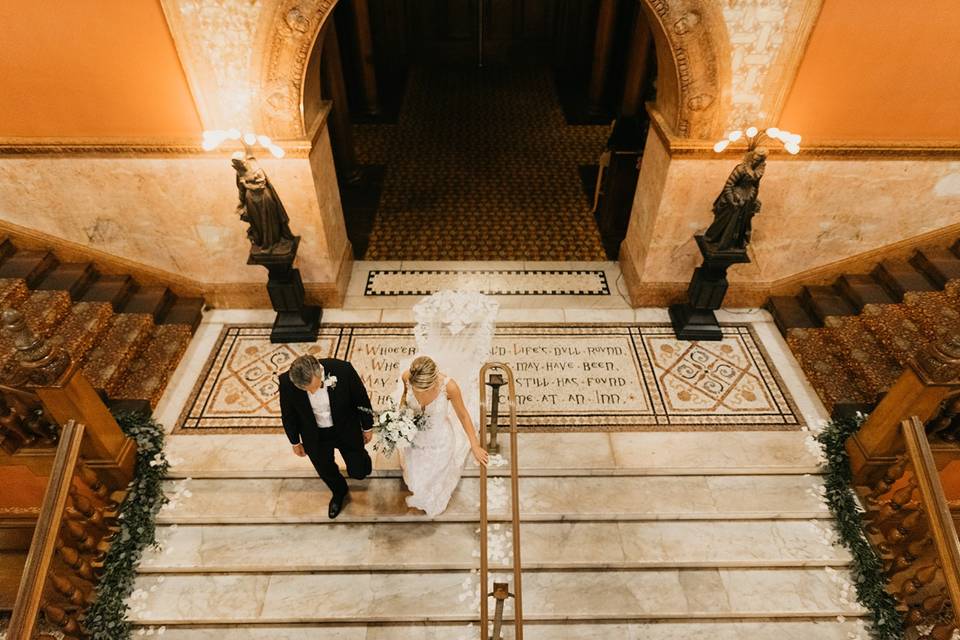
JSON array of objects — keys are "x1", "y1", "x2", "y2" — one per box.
[{"x1": 305, "y1": 430, "x2": 372, "y2": 498}]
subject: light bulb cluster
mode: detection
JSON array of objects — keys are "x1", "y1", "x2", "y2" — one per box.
[
  {"x1": 712, "y1": 126, "x2": 802, "y2": 155},
  {"x1": 201, "y1": 129, "x2": 285, "y2": 158}
]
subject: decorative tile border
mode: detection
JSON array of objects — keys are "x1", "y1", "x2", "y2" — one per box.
[
  {"x1": 364, "y1": 269, "x2": 610, "y2": 296},
  {"x1": 175, "y1": 323, "x2": 803, "y2": 434}
]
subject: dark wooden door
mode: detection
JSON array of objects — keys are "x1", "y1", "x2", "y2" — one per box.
[{"x1": 368, "y1": 0, "x2": 559, "y2": 65}]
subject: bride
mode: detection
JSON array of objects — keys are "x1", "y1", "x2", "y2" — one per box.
[
  {"x1": 399, "y1": 356, "x2": 489, "y2": 516},
  {"x1": 396, "y1": 290, "x2": 499, "y2": 517}
]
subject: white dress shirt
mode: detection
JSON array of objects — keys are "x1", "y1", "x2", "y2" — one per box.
[{"x1": 307, "y1": 386, "x2": 334, "y2": 429}]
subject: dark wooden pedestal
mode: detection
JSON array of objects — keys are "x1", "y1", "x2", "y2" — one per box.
[
  {"x1": 669, "y1": 235, "x2": 750, "y2": 341},
  {"x1": 248, "y1": 237, "x2": 321, "y2": 343}
]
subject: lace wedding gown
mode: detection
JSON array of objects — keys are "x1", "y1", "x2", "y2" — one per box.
[{"x1": 397, "y1": 290, "x2": 499, "y2": 517}]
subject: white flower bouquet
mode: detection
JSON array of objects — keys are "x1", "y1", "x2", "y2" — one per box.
[{"x1": 362, "y1": 399, "x2": 425, "y2": 458}]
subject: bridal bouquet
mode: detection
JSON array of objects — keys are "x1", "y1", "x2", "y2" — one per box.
[{"x1": 362, "y1": 399, "x2": 426, "y2": 458}]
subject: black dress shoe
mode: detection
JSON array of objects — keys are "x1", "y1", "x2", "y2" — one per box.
[{"x1": 328, "y1": 493, "x2": 349, "y2": 519}]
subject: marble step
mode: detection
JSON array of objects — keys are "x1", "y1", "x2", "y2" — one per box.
[
  {"x1": 834, "y1": 273, "x2": 895, "y2": 311},
  {"x1": 80, "y1": 273, "x2": 136, "y2": 309},
  {"x1": 164, "y1": 431, "x2": 825, "y2": 479},
  {"x1": 140, "y1": 520, "x2": 849, "y2": 573},
  {"x1": 799, "y1": 286, "x2": 855, "y2": 324},
  {"x1": 34, "y1": 261, "x2": 97, "y2": 299},
  {"x1": 910, "y1": 246, "x2": 960, "y2": 287},
  {"x1": 765, "y1": 296, "x2": 818, "y2": 335},
  {"x1": 128, "y1": 568, "x2": 865, "y2": 625},
  {"x1": 135, "y1": 620, "x2": 871, "y2": 640},
  {"x1": 157, "y1": 475, "x2": 830, "y2": 524},
  {"x1": 0, "y1": 249, "x2": 57, "y2": 286},
  {"x1": 121, "y1": 285, "x2": 175, "y2": 322},
  {"x1": 872, "y1": 258, "x2": 937, "y2": 300}
]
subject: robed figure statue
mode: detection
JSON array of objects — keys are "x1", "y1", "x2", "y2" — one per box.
[
  {"x1": 231, "y1": 152, "x2": 295, "y2": 255},
  {"x1": 703, "y1": 147, "x2": 767, "y2": 252}
]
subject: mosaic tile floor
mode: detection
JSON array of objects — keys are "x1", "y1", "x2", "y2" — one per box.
[
  {"x1": 364, "y1": 268, "x2": 610, "y2": 296},
  {"x1": 354, "y1": 64, "x2": 610, "y2": 261},
  {"x1": 176, "y1": 324, "x2": 802, "y2": 434}
]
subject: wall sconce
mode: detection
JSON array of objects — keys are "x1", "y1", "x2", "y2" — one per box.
[
  {"x1": 201, "y1": 129, "x2": 285, "y2": 158},
  {"x1": 713, "y1": 126, "x2": 801, "y2": 155}
]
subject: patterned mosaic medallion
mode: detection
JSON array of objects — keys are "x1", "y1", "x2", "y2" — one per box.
[{"x1": 176, "y1": 324, "x2": 802, "y2": 433}]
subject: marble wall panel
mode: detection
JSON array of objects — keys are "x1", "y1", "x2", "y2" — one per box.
[
  {"x1": 623, "y1": 134, "x2": 960, "y2": 294},
  {"x1": 0, "y1": 132, "x2": 350, "y2": 304}
]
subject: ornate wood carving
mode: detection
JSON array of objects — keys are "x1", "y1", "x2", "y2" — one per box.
[
  {"x1": 913, "y1": 334, "x2": 960, "y2": 386},
  {"x1": 1, "y1": 308, "x2": 71, "y2": 387},
  {"x1": 0, "y1": 387, "x2": 59, "y2": 454},
  {"x1": 853, "y1": 418, "x2": 960, "y2": 638},
  {"x1": 8, "y1": 422, "x2": 86, "y2": 639}
]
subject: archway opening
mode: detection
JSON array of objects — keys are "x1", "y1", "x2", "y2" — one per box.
[{"x1": 304, "y1": 0, "x2": 658, "y2": 261}]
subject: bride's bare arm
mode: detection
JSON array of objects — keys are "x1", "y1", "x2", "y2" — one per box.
[{"x1": 447, "y1": 379, "x2": 489, "y2": 466}]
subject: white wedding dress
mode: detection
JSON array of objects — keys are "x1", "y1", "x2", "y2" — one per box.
[{"x1": 397, "y1": 290, "x2": 499, "y2": 517}]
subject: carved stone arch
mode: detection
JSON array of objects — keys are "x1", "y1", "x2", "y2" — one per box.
[
  {"x1": 258, "y1": 0, "x2": 340, "y2": 139},
  {"x1": 258, "y1": 0, "x2": 729, "y2": 141},
  {"x1": 638, "y1": 0, "x2": 730, "y2": 140}
]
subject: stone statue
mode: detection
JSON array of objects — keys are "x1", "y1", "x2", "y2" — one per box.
[
  {"x1": 231, "y1": 152, "x2": 295, "y2": 255},
  {"x1": 703, "y1": 147, "x2": 767, "y2": 252}
]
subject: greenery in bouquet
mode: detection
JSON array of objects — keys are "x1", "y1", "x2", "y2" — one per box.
[{"x1": 362, "y1": 399, "x2": 426, "y2": 458}]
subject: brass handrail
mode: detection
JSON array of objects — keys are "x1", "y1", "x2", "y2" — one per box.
[
  {"x1": 7, "y1": 419, "x2": 84, "y2": 638},
  {"x1": 478, "y1": 362, "x2": 523, "y2": 640},
  {"x1": 902, "y1": 416, "x2": 960, "y2": 628}
]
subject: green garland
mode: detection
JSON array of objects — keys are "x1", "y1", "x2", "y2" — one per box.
[
  {"x1": 815, "y1": 415, "x2": 904, "y2": 640},
  {"x1": 83, "y1": 411, "x2": 170, "y2": 640}
]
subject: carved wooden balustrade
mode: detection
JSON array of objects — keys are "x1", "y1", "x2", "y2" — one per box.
[
  {"x1": 7, "y1": 420, "x2": 126, "y2": 639},
  {"x1": 0, "y1": 384, "x2": 59, "y2": 454},
  {"x1": 857, "y1": 417, "x2": 960, "y2": 639},
  {"x1": 844, "y1": 332, "x2": 960, "y2": 638},
  {"x1": 847, "y1": 332, "x2": 960, "y2": 480},
  {"x1": 0, "y1": 308, "x2": 135, "y2": 485},
  {"x1": 1, "y1": 309, "x2": 137, "y2": 637},
  {"x1": 926, "y1": 394, "x2": 960, "y2": 444}
]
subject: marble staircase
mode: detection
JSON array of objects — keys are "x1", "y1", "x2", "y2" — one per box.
[
  {"x1": 765, "y1": 238, "x2": 960, "y2": 417},
  {"x1": 0, "y1": 237, "x2": 204, "y2": 407},
  {"x1": 131, "y1": 431, "x2": 869, "y2": 639}
]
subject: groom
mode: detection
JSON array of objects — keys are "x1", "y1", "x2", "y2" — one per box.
[{"x1": 279, "y1": 355, "x2": 374, "y2": 519}]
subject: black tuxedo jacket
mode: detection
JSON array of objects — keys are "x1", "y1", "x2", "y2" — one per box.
[{"x1": 278, "y1": 358, "x2": 374, "y2": 450}]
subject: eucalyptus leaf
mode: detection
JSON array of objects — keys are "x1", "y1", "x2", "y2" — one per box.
[
  {"x1": 82, "y1": 411, "x2": 170, "y2": 639},
  {"x1": 815, "y1": 415, "x2": 905, "y2": 640}
]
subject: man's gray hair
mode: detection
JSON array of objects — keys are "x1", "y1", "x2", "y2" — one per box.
[{"x1": 289, "y1": 355, "x2": 324, "y2": 390}]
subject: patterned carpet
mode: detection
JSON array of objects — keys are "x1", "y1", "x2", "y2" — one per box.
[
  {"x1": 175, "y1": 324, "x2": 803, "y2": 434},
  {"x1": 355, "y1": 65, "x2": 610, "y2": 261}
]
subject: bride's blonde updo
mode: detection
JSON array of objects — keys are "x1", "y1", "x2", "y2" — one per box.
[
  {"x1": 402, "y1": 356, "x2": 438, "y2": 408},
  {"x1": 408, "y1": 356, "x2": 439, "y2": 390}
]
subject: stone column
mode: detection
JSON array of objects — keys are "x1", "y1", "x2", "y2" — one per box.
[
  {"x1": 620, "y1": 5, "x2": 652, "y2": 117},
  {"x1": 352, "y1": 0, "x2": 381, "y2": 116},
  {"x1": 586, "y1": 0, "x2": 619, "y2": 117},
  {"x1": 321, "y1": 22, "x2": 362, "y2": 184}
]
